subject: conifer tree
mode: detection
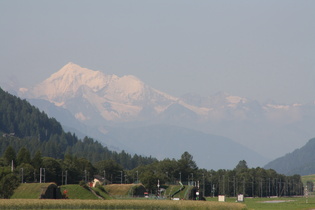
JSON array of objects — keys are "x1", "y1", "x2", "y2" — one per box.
[
  {"x1": 3, "y1": 146, "x2": 16, "y2": 167},
  {"x1": 17, "y1": 147, "x2": 31, "y2": 165}
]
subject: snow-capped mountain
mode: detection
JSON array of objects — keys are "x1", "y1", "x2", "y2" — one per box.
[
  {"x1": 21, "y1": 62, "x2": 207, "y2": 123},
  {"x1": 20, "y1": 62, "x2": 305, "y2": 124},
  {"x1": 15, "y1": 63, "x2": 315, "y2": 168}
]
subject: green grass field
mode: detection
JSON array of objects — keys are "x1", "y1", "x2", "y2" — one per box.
[
  {"x1": 207, "y1": 196, "x2": 315, "y2": 210},
  {"x1": 60, "y1": 185, "x2": 100, "y2": 200}
]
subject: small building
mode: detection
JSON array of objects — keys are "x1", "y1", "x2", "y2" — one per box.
[{"x1": 92, "y1": 175, "x2": 111, "y2": 187}]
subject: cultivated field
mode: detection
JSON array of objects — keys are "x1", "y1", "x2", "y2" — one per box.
[
  {"x1": 3, "y1": 196, "x2": 315, "y2": 209},
  {"x1": 0, "y1": 199, "x2": 245, "y2": 210}
]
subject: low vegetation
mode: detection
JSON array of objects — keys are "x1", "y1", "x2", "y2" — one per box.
[
  {"x1": 0, "y1": 199, "x2": 245, "y2": 210},
  {"x1": 5, "y1": 195, "x2": 315, "y2": 210},
  {"x1": 207, "y1": 196, "x2": 315, "y2": 210}
]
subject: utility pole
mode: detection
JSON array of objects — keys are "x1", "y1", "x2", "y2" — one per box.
[
  {"x1": 223, "y1": 175, "x2": 225, "y2": 195},
  {"x1": 103, "y1": 170, "x2": 106, "y2": 185},
  {"x1": 65, "y1": 170, "x2": 68, "y2": 185},
  {"x1": 157, "y1": 179, "x2": 160, "y2": 197},
  {"x1": 252, "y1": 177, "x2": 255, "y2": 197},
  {"x1": 269, "y1": 178, "x2": 271, "y2": 197},
  {"x1": 21, "y1": 168, "x2": 24, "y2": 183},
  {"x1": 40, "y1": 168, "x2": 46, "y2": 183},
  {"x1": 243, "y1": 177, "x2": 245, "y2": 195},
  {"x1": 136, "y1": 170, "x2": 138, "y2": 183},
  {"x1": 234, "y1": 176, "x2": 236, "y2": 197},
  {"x1": 202, "y1": 173, "x2": 205, "y2": 197},
  {"x1": 279, "y1": 178, "x2": 281, "y2": 197},
  {"x1": 120, "y1": 171, "x2": 123, "y2": 184}
]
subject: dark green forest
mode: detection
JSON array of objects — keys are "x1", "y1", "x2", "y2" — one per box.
[
  {"x1": 0, "y1": 87, "x2": 304, "y2": 199},
  {"x1": 0, "y1": 87, "x2": 156, "y2": 169}
]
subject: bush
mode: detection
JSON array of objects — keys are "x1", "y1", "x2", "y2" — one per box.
[{"x1": 79, "y1": 180, "x2": 86, "y2": 186}]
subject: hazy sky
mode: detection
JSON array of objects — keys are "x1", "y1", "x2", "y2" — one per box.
[{"x1": 1, "y1": 0, "x2": 314, "y2": 104}]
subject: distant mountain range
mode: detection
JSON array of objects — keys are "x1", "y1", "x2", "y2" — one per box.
[{"x1": 5, "y1": 62, "x2": 315, "y2": 170}]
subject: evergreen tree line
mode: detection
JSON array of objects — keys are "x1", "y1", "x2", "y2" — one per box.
[
  {"x1": 127, "y1": 155, "x2": 304, "y2": 197},
  {"x1": 0, "y1": 135, "x2": 156, "y2": 170},
  {"x1": 0, "y1": 145, "x2": 127, "y2": 198},
  {"x1": 0, "y1": 146, "x2": 304, "y2": 198}
]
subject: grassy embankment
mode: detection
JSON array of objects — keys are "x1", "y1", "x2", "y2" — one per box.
[
  {"x1": 60, "y1": 185, "x2": 100, "y2": 200},
  {"x1": 11, "y1": 183, "x2": 54, "y2": 199},
  {"x1": 163, "y1": 184, "x2": 195, "y2": 199},
  {"x1": 104, "y1": 184, "x2": 134, "y2": 196}
]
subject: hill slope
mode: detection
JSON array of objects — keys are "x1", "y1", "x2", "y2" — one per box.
[
  {"x1": 264, "y1": 138, "x2": 315, "y2": 175},
  {"x1": 0, "y1": 87, "x2": 156, "y2": 169}
]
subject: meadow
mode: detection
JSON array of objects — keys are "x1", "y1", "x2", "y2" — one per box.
[{"x1": 207, "y1": 196, "x2": 315, "y2": 210}]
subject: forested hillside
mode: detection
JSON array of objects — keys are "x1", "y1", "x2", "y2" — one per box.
[
  {"x1": 264, "y1": 138, "x2": 315, "y2": 175},
  {"x1": 0, "y1": 87, "x2": 156, "y2": 169}
]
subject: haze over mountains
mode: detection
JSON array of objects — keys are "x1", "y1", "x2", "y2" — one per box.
[{"x1": 6, "y1": 63, "x2": 315, "y2": 169}]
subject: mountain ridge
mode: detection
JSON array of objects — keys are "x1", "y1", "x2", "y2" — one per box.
[
  {"x1": 21, "y1": 62, "x2": 190, "y2": 121},
  {"x1": 264, "y1": 138, "x2": 315, "y2": 175},
  {"x1": 12, "y1": 62, "x2": 315, "y2": 167}
]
